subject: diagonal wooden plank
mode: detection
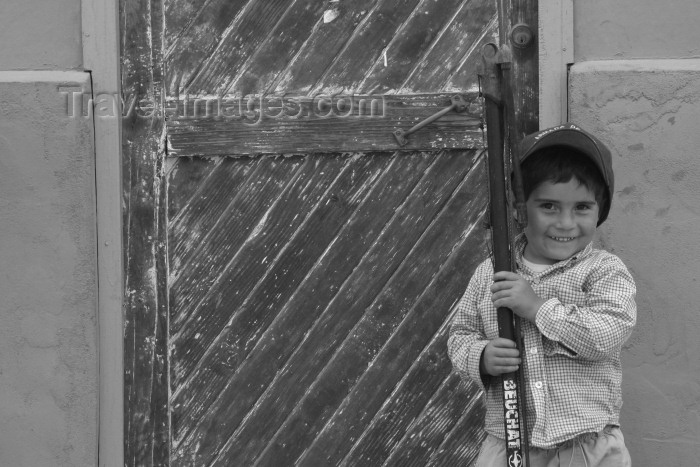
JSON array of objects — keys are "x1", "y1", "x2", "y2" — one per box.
[
  {"x1": 254, "y1": 153, "x2": 487, "y2": 467},
  {"x1": 341, "y1": 369, "x2": 483, "y2": 467},
  {"x1": 296, "y1": 194, "x2": 488, "y2": 465},
  {"x1": 309, "y1": 0, "x2": 425, "y2": 94},
  {"x1": 442, "y1": 13, "x2": 500, "y2": 92},
  {"x1": 357, "y1": 0, "x2": 467, "y2": 94},
  {"x1": 171, "y1": 151, "x2": 433, "y2": 458},
  {"x1": 169, "y1": 156, "x2": 340, "y2": 373},
  {"x1": 163, "y1": 0, "x2": 211, "y2": 56},
  {"x1": 382, "y1": 373, "x2": 484, "y2": 467},
  {"x1": 304, "y1": 274, "x2": 486, "y2": 466},
  {"x1": 168, "y1": 157, "x2": 260, "y2": 281},
  {"x1": 354, "y1": 332, "x2": 483, "y2": 467},
  {"x1": 222, "y1": 0, "x2": 329, "y2": 97},
  {"x1": 185, "y1": 0, "x2": 297, "y2": 95},
  {"x1": 169, "y1": 157, "x2": 303, "y2": 336},
  {"x1": 166, "y1": 156, "x2": 222, "y2": 224},
  {"x1": 171, "y1": 154, "x2": 393, "y2": 462},
  {"x1": 269, "y1": 0, "x2": 380, "y2": 94},
  {"x1": 206, "y1": 150, "x2": 477, "y2": 466},
  {"x1": 341, "y1": 345, "x2": 461, "y2": 466},
  {"x1": 169, "y1": 154, "x2": 348, "y2": 389},
  {"x1": 398, "y1": 0, "x2": 497, "y2": 92},
  {"x1": 164, "y1": 0, "x2": 250, "y2": 93},
  {"x1": 425, "y1": 381, "x2": 486, "y2": 467},
  {"x1": 338, "y1": 345, "x2": 484, "y2": 467}
]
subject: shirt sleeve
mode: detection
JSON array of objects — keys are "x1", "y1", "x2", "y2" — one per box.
[
  {"x1": 447, "y1": 261, "x2": 492, "y2": 391},
  {"x1": 534, "y1": 254, "x2": 637, "y2": 361}
]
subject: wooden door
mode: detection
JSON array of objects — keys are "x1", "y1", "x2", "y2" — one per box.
[{"x1": 121, "y1": 1, "x2": 538, "y2": 466}]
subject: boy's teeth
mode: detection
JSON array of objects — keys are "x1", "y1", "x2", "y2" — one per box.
[{"x1": 551, "y1": 236, "x2": 574, "y2": 241}]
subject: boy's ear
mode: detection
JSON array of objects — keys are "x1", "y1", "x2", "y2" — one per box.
[
  {"x1": 511, "y1": 204, "x2": 522, "y2": 223},
  {"x1": 512, "y1": 202, "x2": 528, "y2": 227}
]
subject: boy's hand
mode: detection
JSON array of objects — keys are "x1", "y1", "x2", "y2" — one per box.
[
  {"x1": 491, "y1": 271, "x2": 546, "y2": 322},
  {"x1": 481, "y1": 338, "x2": 521, "y2": 376}
]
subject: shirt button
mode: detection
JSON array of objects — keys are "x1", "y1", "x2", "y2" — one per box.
[
  {"x1": 534, "y1": 381, "x2": 543, "y2": 389},
  {"x1": 533, "y1": 278, "x2": 540, "y2": 285},
  {"x1": 530, "y1": 347, "x2": 538, "y2": 354}
]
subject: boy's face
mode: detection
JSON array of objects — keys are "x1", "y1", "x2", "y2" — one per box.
[{"x1": 522, "y1": 178, "x2": 599, "y2": 265}]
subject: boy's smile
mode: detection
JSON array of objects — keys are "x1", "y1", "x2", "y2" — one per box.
[{"x1": 522, "y1": 178, "x2": 599, "y2": 265}]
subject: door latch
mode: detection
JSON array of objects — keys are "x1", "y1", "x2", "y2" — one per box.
[{"x1": 393, "y1": 94, "x2": 468, "y2": 146}]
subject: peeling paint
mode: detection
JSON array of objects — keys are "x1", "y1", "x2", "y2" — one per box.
[{"x1": 323, "y1": 8, "x2": 340, "y2": 23}]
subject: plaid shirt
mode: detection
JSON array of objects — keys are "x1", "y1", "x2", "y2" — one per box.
[{"x1": 447, "y1": 235, "x2": 636, "y2": 448}]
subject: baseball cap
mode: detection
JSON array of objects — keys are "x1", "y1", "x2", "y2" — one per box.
[{"x1": 519, "y1": 123, "x2": 615, "y2": 226}]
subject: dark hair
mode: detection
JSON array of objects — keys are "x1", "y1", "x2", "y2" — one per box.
[{"x1": 520, "y1": 146, "x2": 608, "y2": 210}]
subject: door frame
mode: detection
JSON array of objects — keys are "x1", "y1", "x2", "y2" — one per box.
[
  {"x1": 92, "y1": 0, "x2": 570, "y2": 464},
  {"x1": 539, "y1": 0, "x2": 574, "y2": 127},
  {"x1": 83, "y1": 1, "x2": 124, "y2": 466}
]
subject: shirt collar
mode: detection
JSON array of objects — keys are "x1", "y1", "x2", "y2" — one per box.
[{"x1": 514, "y1": 233, "x2": 594, "y2": 271}]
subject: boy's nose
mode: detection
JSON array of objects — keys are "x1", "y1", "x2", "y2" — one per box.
[{"x1": 556, "y1": 210, "x2": 576, "y2": 229}]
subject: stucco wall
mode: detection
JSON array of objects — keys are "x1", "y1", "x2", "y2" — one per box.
[
  {"x1": 572, "y1": 3, "x2": 700, "y2": 465},
  {"x1": 0, "y1": 0, "x2": 83, "y2": 70},
  {"x1": 570, "y1": 60, "x2": 700, "y2": 467},
  {"x1": 0, "y1": 1, "x2": 97, "y2": 465},
  {"x1": 574, "y1": 0, "x2": 700, "y2": 61},
  {"x1": 0, "y1": 71, "x2": 97, "y2": 466}
]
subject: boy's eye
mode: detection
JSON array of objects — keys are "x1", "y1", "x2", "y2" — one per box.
[
  {"x1": 576, "y1": 204, "x2": 594, "y2": 211},
  {"x1": 539, "y1": 203, "x2": 555, "y2": 210}
]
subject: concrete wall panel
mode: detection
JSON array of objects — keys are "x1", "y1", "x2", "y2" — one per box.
[
  {"x1": 570, "y1": 59, "x2": 700, "y2": 467},
  {"x1": 574, "y1": 0, "x2": 700, "y2": 61},
  {"x1": 0, "y1": 0, "x2": 82, "y2": 70},
  {"x1": 0, "y1": 71, "x2": 97, "y2": 467}
]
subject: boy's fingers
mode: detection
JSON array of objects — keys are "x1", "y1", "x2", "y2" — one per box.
[
  {"x1": 492, "y1": 297, "x2": 514, "y2": 309},
  {"x1": 493, "y1": 349, "x2": 520, "y2": 359},
  {"x1": 488, "y1": 342, "x2": 520, "y2": 358},
  {"x1": 491, "y1": 290, "x2": 512, "y2": 301},
  {"x1": 494, "y1": 355, "x2": 521, "y2": 365},
  {"x1": 490, "y1": 281, "x2": 512, "y2": 293},
  {"x1": 491, "y1": 337, "x2": 517, "y2": 348},
  {"x1": 494, "y1": 360, "x2": 520, "y2": 368}
]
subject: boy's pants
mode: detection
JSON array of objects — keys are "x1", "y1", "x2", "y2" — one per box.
[{"x1": 475, "y1": 426, "x2": 631, "y2": 467}]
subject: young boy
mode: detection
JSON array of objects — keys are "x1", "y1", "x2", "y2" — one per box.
[{"x1": 448, "y1": 123, "x2": 636, "y2": 466}]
